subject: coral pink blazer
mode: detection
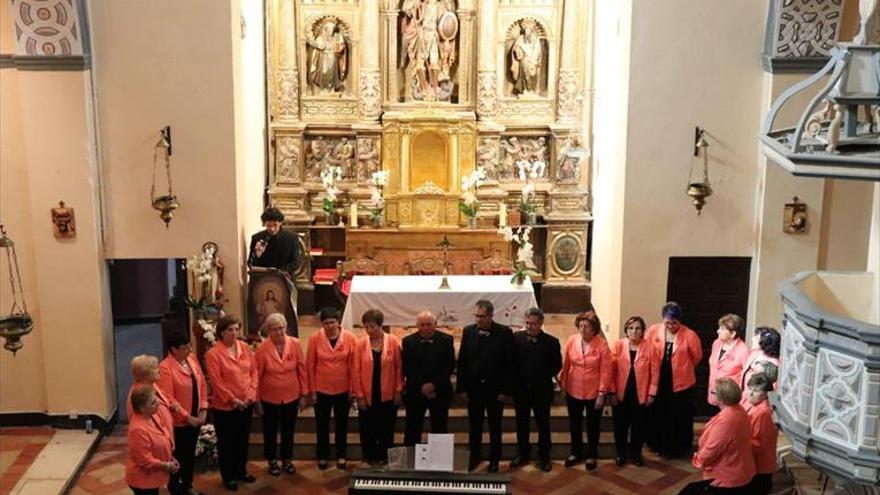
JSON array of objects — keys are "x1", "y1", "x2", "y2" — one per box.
[
  {"x1": 707, "y1": 338, "x2": 750, "y2": 405},
  {"x1": 692, "y1": 404, "x2": 756, "y2": 488},
  {"x1": 611, "y1": 338, "x2": 660, "y2": 404},
  {"x1": 645, "y1": 323, "x2": 703, "y2": 392},
  {"x1": 352, "y1": 333, "x2": 404, "y2": 406},
  {"x1": 255, "y1": 336, "x2": 308, "y2": 404},
  {"x1": 745, "y1": 399, "x2": 778, "y2": 474},
  {"x1": 157, "y1": 354, "x2": 209, "y2": 427},
  {"x1": 126, "y1": 383, "x2": 175, "y2": 434},
  {"x1": 559, "y1": 335, "x2": 613, "y2": 401},
  {"x1": 306, "y1": 329, "x2": 356, "y2": 395},
  {"x1": 125, "y1": 412, "x2": 174, "y2": 489},
  {"x1": 204, "y1": 340, "x2": 258, "y2": 411}
]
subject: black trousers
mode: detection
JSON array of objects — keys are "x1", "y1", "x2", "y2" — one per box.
[
  {"x1": 466, "y1": 388, "x2": 504, "y2": 463},
  {"x1": 213, "y1": 405, "x2": 254, "y2": 483},
  {"x1": 261, "y1": 400, "x2": 299, "y2": 461},
  {"x1": 358, "y1": 400, "x2": 397, "y2": 462},
  {"x1": 649, "y1": 386, "x2": 695, "y2": 458},
  {"x1": 514, "y1": 395, "x2": 551, "y2": 461},
  {"x1": 748, "y1": 473, "x2": 772, "y2": 494},
  {"x1": 612, "y1": 394, "x2": 647, "y2": 460},
  {"x1": 168, "y1": 425, "x2": 198, "y2": 494},
  {"x1": 130, "y1": 488, "x2": 159, "y2": 495},
  {"x1": 404, "y1": 394, "x2": 450, "y2": 446},
  {"x1": 565, "y1": 394, "x2": 601, "y2": 459},
  {"x1": 677, "y1": 479, "x2": 754, "y2": 495},
  {"x1": 315, "y1": 392, "x2": 349, "y2": 460}
]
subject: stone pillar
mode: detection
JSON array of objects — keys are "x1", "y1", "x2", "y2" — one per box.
[
  {"x1": 380, "y1": 0, "x2": 399, "y2": 103},
  {"x1": 272, "y1": 0, "x2": 300, "y2": 122},
  {"x1": 360, "y1": 0, "x2": 381, "y2": 121},
  {"x1": 476, "y1": 0, "x2": 498, "y2": 119},
  {"x1": 456, "y1": 0, "x2": 476, "y2": 105},
  {"x1": 556, "y1": 0, "x2": 582, "y2": 123}
]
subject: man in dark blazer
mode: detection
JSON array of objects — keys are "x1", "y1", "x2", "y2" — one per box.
[
  {"x1": 510, "y1": 307, "x2": 562, "y2": 472},
  {"x1": 402, "y1": 310, "x2": 456, "y2": 446},
  {"x1": 247, "y1": 207, "x2": 301, "y2": 275},
  {"x1": 457, "y1": 300, "x2": 513, "y2": 473}
]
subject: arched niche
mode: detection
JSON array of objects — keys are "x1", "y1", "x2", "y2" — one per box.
[{"x1": 410, "y1": 130, "x2": 448, "y2": 190}]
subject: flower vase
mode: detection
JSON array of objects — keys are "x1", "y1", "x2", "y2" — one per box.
[
  {"x1": 373, "y1": 212, "x2": 385, "y2": 229},
  {"x1": 526, "y1": 212, "x2": 537, "y2": 225},
  {"x1": 335, "y1": 207, "x2": 345, "y2": 227},
  {"x1": 467, "y1": 216, "x2": 478, "y2": 229},
  {"x1": 324, "y1": 211, "x2": 336, "y2": 226},
  {"x1": 513, "y1": 271, "x2": 526, "y2": 287}
]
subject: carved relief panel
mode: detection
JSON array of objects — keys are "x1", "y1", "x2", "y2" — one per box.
[
  {"x1": 498, "y1": 136, "x2": 550, "y2": 182},
  {"x1": 304, "y1": 135, "x2": 357, "y2": 182},
  {"x1": 356, "y1": 137, "x2": 382, "y2": 184}
]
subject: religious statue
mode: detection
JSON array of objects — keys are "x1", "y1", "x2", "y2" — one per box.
[
  {"x1": 556, "y1": 134, "x2": 586, "y2": 183},
  {"x1": 275, "y1": 137, "x2": 300, "y2": 182},
  {"x1": 400, "y1": 0, "x2": 458, "y2": 101},
  {"x1": 527, "y1": 137, "x2": 548, "y2": 165},
  {"x1": 306, "y1": 18, "x2": 348, "y2": 95},
  {"x1": 50, "y1": 200, "x2": 75, "y2": 239},
  {"x1": 476, "y1": 139, "x2": 500, "y2": 181},
  {"x1": 499, "y1": 137, "x2": 524, "y2": 181},
  {"x1": 331, "y1": 137, "x2": 355, "y2": 179},
  {"x1": 509, "y1": 19, "x2": 543, "y2": 96},
  {"x1": 305, "y1": 136, "x2": 327, "y2": 181},
  {"x1": 357, "y1": 138, "x2": 381, "y2": 183}
]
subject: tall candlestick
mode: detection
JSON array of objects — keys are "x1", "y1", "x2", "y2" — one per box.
[
  {"x1": 350, "y1": 202, "x2": 358, "y2": 228},
  {"x1": 499, "y1": 203, "x2": 507, "y2": 227}
]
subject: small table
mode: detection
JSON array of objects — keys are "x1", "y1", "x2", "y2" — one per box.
[{"x1": 341, "y1": 275, "x2": 537, "y2": 329}]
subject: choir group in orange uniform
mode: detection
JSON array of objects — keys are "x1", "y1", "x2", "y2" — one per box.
[{"x1": 123, "y1": 300, "x2": 782, "y2": 494}]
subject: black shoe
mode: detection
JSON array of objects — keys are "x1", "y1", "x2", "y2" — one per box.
[
  {"x1": 238, "y1": 474, "x2": 256, "y2": 483},
  {"x1": 282, "y1": 460, "x2": 296, "y2": 474},
  {"x1": 509, "y1": 457, "x2": 529, "y2": 469},
  {"x1": 223, "y1": 480, "x2": 239, "y2": 491},
  {"x1": 585, "y1": 459, "x2": 597, "y2": 471},
  {"x1": 468, "y1": 458, "x2": 481, "y2": 471},
  {"x1": 487, "y1": 462, "x2": 499, "y2": 473},
  {"x1": 632, "y1": 457, "x2": 644, "y2": 467},
  {"x1": 337, "y1": 458, "x2": 347, "y2": 470},
  {"x1": 539, "y1": 460, "x2": 552, "y2": 472},
  {"x1": 563, "y1": 455, "x2": 581, "y2": 467},
  {"x1": 615, "y1": 456, "x2": 626, "y2": 467},
  {"x1": 268, "y1": 460, "x2": 281, "y2": 476},
  {"x1": 318, "y1": 459, "x2": 329, "y2": 470}
]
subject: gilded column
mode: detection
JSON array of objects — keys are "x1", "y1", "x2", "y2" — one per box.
[
  {"x1": 476, "y1": 0, "x2": 498, "y2": 119},
  {"x1": 274, "y1": 0, "x2": 300, "y2": 122},
  {"x1": 556, "y1": 0, "x2": 581, "y2": 123},
  {"x1": 360, "y1": 0, "x2": 381, "y2": 120},
  {"x1": 380, "y1": 0, "x2": 399, "y2": 104},
  {"x1": 456, "y1": 0, "x2": 476, "y2": 106},
  {"x1": 399, "y1": 125, "x2": 413, "y2": 193}
]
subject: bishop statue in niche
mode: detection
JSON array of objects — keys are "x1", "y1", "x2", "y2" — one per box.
[
  {"x1": 508, "y1": 19, "x2": 545, "y2": 96},
  {"x1": 399, "y1": 0, "x2": 458, "y2": 101},
  {"x1": 306, "y1": 17, "x2": 349, "y2": 95}
]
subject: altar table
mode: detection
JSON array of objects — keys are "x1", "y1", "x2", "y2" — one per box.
[{"x1": 340, "y1": 275, "x2": 537, "y2": 329}]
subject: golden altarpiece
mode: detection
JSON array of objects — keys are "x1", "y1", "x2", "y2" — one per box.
[{"x1": 265, "y1": 0, "x2": 592, "y2": 310}]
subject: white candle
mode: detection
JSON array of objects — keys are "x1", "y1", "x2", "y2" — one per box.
[
  {"x1": 350, "y1": 202, "x2": 358, "y2": 228},
  {"x1": 499, "y1": 203, "x2": 507, "y2": 227}
]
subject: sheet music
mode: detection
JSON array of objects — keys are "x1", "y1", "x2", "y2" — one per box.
[
  {"x1": 427, "y1": 433, "x2": 454, "y2": 471},
  {"x1": 414, "y1": 444, "x2": 432, "y2": 471}
]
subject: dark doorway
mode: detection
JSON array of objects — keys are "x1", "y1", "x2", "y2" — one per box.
[{"x1": 666, "y1": 256, "x2": 751, "y2": 418}]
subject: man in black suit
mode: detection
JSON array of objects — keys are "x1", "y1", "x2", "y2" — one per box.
[
  {"x1": 402, "y1": 310, "x2": 456, "y2": 446},
  {"x1": 510, "y1": 307, "x2": 562, "y2": 472},
  {"x1": 248, "y1": 207, "x2": 301, "y2": 334},
  {"x1": 457, "y1": 300, "x2": 513, "y2": 473}
]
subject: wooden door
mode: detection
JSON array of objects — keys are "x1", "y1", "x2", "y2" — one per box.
[{"x1": 666, "y1": 257, "x2": 751, "y2": 417}]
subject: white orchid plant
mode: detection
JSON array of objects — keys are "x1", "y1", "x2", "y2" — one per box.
[
  {"x1": 459, "y1": 167, "x2": 488, "y2": 219},
  {"x1": 498, "y1": 225, "x2": 538, "y2": 285},
  {"x1": 367, "y1": 170, "x2": 389, "y2": 220},
  {"x1": 185, "y1": 243, "x2": 225, "y2": 345},
  {"x1": 516, "y1": 160, "x2": 545, "y2": 216},
  {"x1": 320, "y1": 166, "x2": 343, "y2": 216}
]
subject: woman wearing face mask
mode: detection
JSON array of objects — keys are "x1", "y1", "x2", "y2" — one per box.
[
  {"x1": 644, "y1": 302, "x2": 703, "y2": 458},
  {"x1": 611, "y1": 316, "x2": 660, "y2": 467},
  {"x1": 707, "y1": 314, "x2": 750, "y2": 413},
  {"x1": 352, "y1": 309, "x2": 403, "y2": 466}
]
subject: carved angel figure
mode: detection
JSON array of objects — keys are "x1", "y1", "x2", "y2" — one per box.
[
  {"x1": 306, "y1": 18, "x2": 348, "y2": 94},
  {"x1": 509, "y1": 19, "x2": 542, "y2": 95},
  {"x1": 476, "y1": 139, "x2": 500, "y2": 181},
  {"x1": 400, "y1": 0, "x2": 458, "y2": 101}
]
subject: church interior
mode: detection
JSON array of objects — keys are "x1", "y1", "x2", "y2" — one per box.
[{"x1": 1, "y1": 0, "x2": 878, "y2": 494}]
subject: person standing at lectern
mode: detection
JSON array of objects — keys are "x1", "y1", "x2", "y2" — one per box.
[
  {"x1": 510, "y1": 307, "x2": 562, "y2": 472},
  {"x1": 248, "y1": 207, "x2": 301, "y2": 333},
  {"x1": 457, "y1": 300, "x2": 513, "y2": 473},
  {"x1": 402, "y1": 310, "x2": 455, "y2": 446}
]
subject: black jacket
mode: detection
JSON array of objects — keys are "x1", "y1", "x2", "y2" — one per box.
[
  {"x1": 248, "y1": 228, "x2": 301, "y2": 275},
  {"x1": 456, "y1": 321, "x2": 514, "y2": 396},
  {"x1": 402, "y1": 330, "x2": 455, "y2": 401},
  {"x1": 511, "y1": 330, "x2": 562, "y2": 402}
]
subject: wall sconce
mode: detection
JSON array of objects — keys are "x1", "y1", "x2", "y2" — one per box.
[
  {"x1": 686, "y1": 127, "x2": 713, "y2": 215},
  {"x1": 151, "y1": 126, "x2": 180, "y2": 228},
  {"x1": 783, "y1": 196, "x2": 808, "y2": 234}
]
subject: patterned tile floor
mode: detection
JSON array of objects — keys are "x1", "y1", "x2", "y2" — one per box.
[{"x1": 0, "y1": 427, "x2": 54, "y2": 495}]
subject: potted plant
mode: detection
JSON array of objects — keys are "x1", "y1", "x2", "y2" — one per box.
[
  {"x1": 459, "y1": 168, "x2": 487, "y2": 228},
  {"x1": 498, "y1": 225, "x2": 539, "y2": 286},
  {"x1": 320, "y1": 166, "x2": 343, "y2": 225}
]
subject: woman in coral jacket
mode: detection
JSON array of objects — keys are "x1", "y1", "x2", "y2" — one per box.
[
  {"x1": 157, "y1": 330, "x2": 208, "y2": 495},
  {"x1": 204, "y1": 315, "x2": 259, "y2": 491},
  {"x1": 679, "y1": 378, "x2": 756, "y2": 495},
  {"x1": 743, "y1": 373, "x2": 778, "y2": 495},
  {"x1": 306, "y1": 306, "x2": 357, "y2": 470},
  {"x1": 740, "y1": 326, "x2": 781, "y2": 396},
  {"x1": 126, "y1": 385, "x2": 179, "y2": 495},
  {"x1": 707, "y1": 314, "x2": 750, "y2": 412},
  {"x1": 611, "y1": 315, "x2": 659, "y2": 467},
  {"x1": 128, "y1": 355, "x2": 178, "y2": 435},
  {"x1": 559, "y1": 311, "x2": 613, "y2": 470},
  {"x1": 352, "y1": 309, "x2": 404, "y2": 465},
  {"x1": 254, "y1": 313, "x2": 308, "y2": 477},
  {"x1": 645, "y1": 301, "x2": 703, "y2": 458}
]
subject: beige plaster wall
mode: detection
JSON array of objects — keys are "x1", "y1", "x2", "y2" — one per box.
[
  {"x1": 818, "y1": 179, "x2": 874, "y2": 271},
  {"x1": 616, "y1": 0, "x2": 767, "y2": 330},
  {"x1": 90, "y1": 0, "x2": 246, "y2": 315},
  {"x1": 868, "y1": 184, "x2": 880, "y2": 324}
]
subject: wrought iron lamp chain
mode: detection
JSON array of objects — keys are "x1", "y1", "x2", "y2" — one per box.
[{"x1": 1, "y1": 225, "x2": 26, "y2": 315}]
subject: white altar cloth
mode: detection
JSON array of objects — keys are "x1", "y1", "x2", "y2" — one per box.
[{"x1": 340, "y1": 275, "x2": 537, "y2": 329}]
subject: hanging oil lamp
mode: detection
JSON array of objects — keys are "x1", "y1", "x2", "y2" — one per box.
[
  {"x1": 0, "y1": 225, "x2": 33, "y2": 355},
  {"x1": 151, "y1": 126, "x2": 180, "y2": 228},
  {"x1": 686, "y1": 127, "x2": 713, "y2": 215}
]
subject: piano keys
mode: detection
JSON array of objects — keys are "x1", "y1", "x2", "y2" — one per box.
[{"x1": 349, "y1": 470, "x2": 512, "y2": 494}]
